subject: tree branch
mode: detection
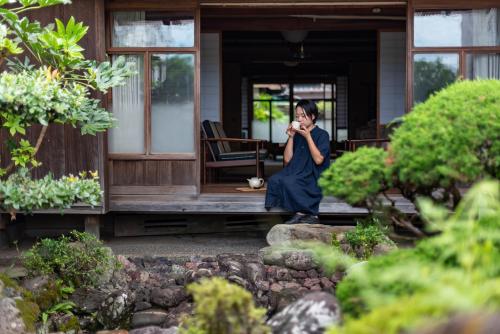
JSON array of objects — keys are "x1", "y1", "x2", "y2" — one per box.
[{"x1": 3, "y1": 125, "x2": 48, "y2": 175}]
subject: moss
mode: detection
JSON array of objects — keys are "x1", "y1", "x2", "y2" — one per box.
[
  {"x1": 15, "y1": 299, "x2": 40, "y2": 333},
  {"x1": 57, "y1": 315, "x2": 80, "y2": 333},
  {"x1": 34, "y1": 280, "x2": 63, "y2": 311},
  {"x1": 0, "y1": 272, "x2": 19, "y2": 289}
]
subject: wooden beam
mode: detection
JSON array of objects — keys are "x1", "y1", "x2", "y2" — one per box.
[
  {"x1": 412, "y1": 0, "x2": 499, "y2": 9},
  {"x1": 84, "y1": 215, "x2": 100, "y2": 239}
]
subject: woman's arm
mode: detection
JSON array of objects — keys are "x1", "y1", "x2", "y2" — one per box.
[
  {"x1": 283, "y1": 124, "x2": 295, "y2": 165},
  {"x1": 305, "y1": 135, "x2": 325, "y2": 165}
]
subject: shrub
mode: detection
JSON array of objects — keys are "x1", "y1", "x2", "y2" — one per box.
[
  {"x1": 319, "y1": 147, "x2": 390, "y2": 207},
  {"x1": 180, "y1": 277, "x2": 271, "y2": 334},
  {"x1": 22, "y1": 230, "x2": 119, "y2": 288},
  {"x1": 319, "y1": 80, "x2": 500, "y2": 235},
  {"x1": 325, "y1": 180, "x2": 500, "y2": 334},
  {"x1": 342, "y1": 222, "x2": 395, "y2": 260}
]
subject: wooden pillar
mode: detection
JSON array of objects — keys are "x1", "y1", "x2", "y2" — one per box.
[
  {"x1": 0, "y1": 214, "x2": 7, "y2": 247},
  {"x1": 84, "y1": 215, "x2": 100, "y2": 239}
]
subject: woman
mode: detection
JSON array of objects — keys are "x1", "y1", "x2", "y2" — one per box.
[{"x1": 265, "y1": 99, "x2": 330, "y2": 224}]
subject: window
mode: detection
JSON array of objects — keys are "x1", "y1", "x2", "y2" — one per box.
[
  {"x1": 414, "y1": 9, "x2": 500, "y2": 47},
  {"x1": 112, "y1": 12, "x2": 194, "y2": 48},
  {"x1": 411, "y1": 7, "x2": 500, "y2": 107},
  {"x1": 108, "y1": 11, "x2": 196, "y2": 155},
  {"x1": 251, "y1": 82, "x2": 335, "y2": 144},
  {"x1": 466, "y1": 53, "x2": 500, "y2": 79},
  {"x1": 413, "y1": 54, "x2": 459, "y2": 104}
]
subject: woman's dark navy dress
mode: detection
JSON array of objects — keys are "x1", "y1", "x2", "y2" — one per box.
[{"x1": 265, "y1": 126, "x2": 330, "y2": 215}]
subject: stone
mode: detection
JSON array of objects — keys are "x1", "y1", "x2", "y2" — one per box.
[
  {"x1": 150, "y1": 287, "x2": 187, "y2": 309},
  {"x1": 271, "y1": 287, "x2": 309, "y2": 314},
  {"x1": 129, "y1": 326, "x2": 178, "y2": 334},
  {"x1": 372, "y1": 243, "x2": 397, "y2": 256},
  {"x1": 21, "y1": 276, "x2": 49, "y2": 293},
  {"x1": 163, "y1": 301, "x2": 192, "y2": 328},
  {"x1": 97, "y1": 330, "x2": 129, "y2": 334},
  {"x1": 244, "y1": 262, "x2": 266, "y2": 286},
  {"x1": 0, "y1": 297, "x2": 26, "y2": 334},
  {"x1": 303, "y1": 278, "x2": 321, "y2": 289},
  {"x1": 320, "y1": 277, "x2": 334, "y2": 290},
  {"x1": 307, "y1": 269, "x2": 319, "y2": 278},
  {"x1": 96, "y1": 290, "x2": 135, "y2": 330},
  {"x1": 71, "y1": 287, "x2": 109, "y2": 313},
  {"x1": 260, "y1": 246, "x2": 318, "y2": 271},
  {"x1": 266, "y1": 224, "x2": 354, "y2": 246},
  {"x1": 267, "y1": 292, "x2": 341, "y2": 334},
  {"x1": 131, "y1": 308, "x2": 169, "y2": 328}
]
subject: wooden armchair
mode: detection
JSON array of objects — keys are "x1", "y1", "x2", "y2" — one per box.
[{"x1": 201, "y1": 120, "x2": 268, "y2": 184}]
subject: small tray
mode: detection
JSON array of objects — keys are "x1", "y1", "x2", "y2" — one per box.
[{"x1": 236, "y1": 187, "x2": 267, "y2": 192}]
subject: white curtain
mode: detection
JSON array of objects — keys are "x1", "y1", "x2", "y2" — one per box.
[
  {"x1": 108, "y1": 55, "x2": 145, "y2": 153},
  {"x1": 470, "y1": 9, "x2": 500, "y2": 79}
]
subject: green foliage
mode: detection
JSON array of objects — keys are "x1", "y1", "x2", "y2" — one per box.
[
  {"x1": 22, "y1": 230, "x2": 119, "y2": 288},
  {"x1": 391, "y1": 80, "x2": 500, "y2": 191},
  {"x1": 343, "y1": 222, "x2": 394, "y2": 260},
  {"x1": 180, "y1": 277, "x2": 271, "y2": 334},
  {"x1": 319, "y1": 147, "x2": 390, "y2": 207},
  {"x1": 253, "y1": 93, "x2": 287, "y2": 122},
  {"x1": 0, "y1": 0, "x2": 135, "y2": 216},
  {"x1": 0, "y1": 68, "x2": 116, "y2": 134},
  {"x1": 413, "y1": 58, "x2": 457, "y2": 104},
  {"x1": 56, "y1": 314, "x2": 80, "y2": 332},
  {"x1": 319, "y1": 80, "x2": 500, "y2": 234},
  {"x1": 0, "y1": 169, "x2": 102, "y2": 214},
  {"x1": 325, "y1": 180, "x2": 500, "y2": 334}
]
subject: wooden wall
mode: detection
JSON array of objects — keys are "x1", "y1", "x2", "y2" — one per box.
[{"x1": 0, "y1": 0, "x2": 108, "y2": 211}]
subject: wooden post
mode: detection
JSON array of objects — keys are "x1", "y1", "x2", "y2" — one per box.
[
  {"x1": 84, "y1": 215, "x2": 100, "y2": 239},
  {"x1": 0, "y1": 214, "x2": 7, "y2": 247}
]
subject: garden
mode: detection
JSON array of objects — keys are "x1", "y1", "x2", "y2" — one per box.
[{"x1": 0, "y1": 1, "x2": 499, "y2": 334}]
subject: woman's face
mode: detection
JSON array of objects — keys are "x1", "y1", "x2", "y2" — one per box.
[{"x1": 295, "y1": 106, "x2": 315, "y2": 128}]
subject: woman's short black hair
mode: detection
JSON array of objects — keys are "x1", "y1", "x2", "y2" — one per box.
[{"x1": 295, "y1": 99, "x2": 319, "y2": 124}]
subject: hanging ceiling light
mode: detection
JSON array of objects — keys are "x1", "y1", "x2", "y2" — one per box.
[{"x1": 281, "y1": 30, "x2": 308, "y2": 43}]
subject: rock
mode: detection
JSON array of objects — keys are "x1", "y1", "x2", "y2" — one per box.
[
  {"x1": 0, "y1": 297, "x2": 26, "y2": 334},
  {"x1": 150, "y1": 287, "x2": 187, "y2": 308},
  {"x1": 97, "y1": 330, "x2": 129, "y2": 334},
  {"x1": 260, "y1": 246, "x2": 318, "y2": 271},
  {"x1": 71, "y1": 288, "x2": 109, "y2": 313},
  {"x1": 266, "y1": 224, "x2": 354, "y2": 246},
  {"x1": 131, "y1": 308, "x2": 168, "y2": 328},
  {"x1": 163, "y1": 301, "x2": 192, "y2": 328},
  {"x1": 372, "y1": 242, "x2": 397, "y2": 256},
  {"x1": 96, "y1": 290, "x2": 135, "y2": 330},
  {"x1": 130, "y1": 326, "x2": 178, "y2": 334},
  {"x1": 267, "y1": 292, "x2": 341, "y2": 334},
  {"x1": 21, "y1": 276, "x2": 49, "y2": 293},
  {"x1": 270, "y1": 287, "x2": 309, "y2": 314},
  {"x1": 320, "y1": 277, "x2": 334, "y2": 290},
  {"x1": 244, "y1": 262, "x2": 266, "y2": 286}
]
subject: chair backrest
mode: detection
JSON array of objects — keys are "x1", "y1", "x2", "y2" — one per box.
[{"x1": 201, "y1": 120, "x2": 231, "y2": 161}]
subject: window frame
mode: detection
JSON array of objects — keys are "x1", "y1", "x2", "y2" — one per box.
[
  {"x1": 407, "y1": 5, "x2": 500, "y2": 110},
  {"x1": 106, "y1": 9, "x2": 198, "y2": 160},
  {"x1": 249, "y1": 80, "x2": 337, "y2": 143}
]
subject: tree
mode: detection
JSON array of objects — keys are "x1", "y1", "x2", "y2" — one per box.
[
  {"x1": 319, "y1": 80, "x2": 500, "y2": 235},
  {"x1": 0, "y1": 0, "x2": 135, "y2": 218}
]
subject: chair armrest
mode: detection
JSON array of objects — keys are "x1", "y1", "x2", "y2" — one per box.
[{"x1": 202, "y1": 138, "x2": 264, "y2": 143}]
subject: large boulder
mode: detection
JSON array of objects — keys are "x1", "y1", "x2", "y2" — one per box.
[
  {"x1": 130, "y1": 326, "x2": 178, "y2": 334},
  {"x1": 259, "y1": 246, "x2": 318, "y2": 271},
  {"x1": 131, "y1": 308, "x2": 169, "y2": 328},
  {"x1": 267, "y1": 292, "x2": 341, "y2": 334},
  {"x1": 267, "y1": 224, "x2": 354, "y2": 246}
]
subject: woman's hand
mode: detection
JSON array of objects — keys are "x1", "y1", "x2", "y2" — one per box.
[
  {"x1": 286, "y1": 123, "x2": 296, "y2": 138},
  {"x1": 295, "y1": 124, "x2": 312, "y2": 139}
]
